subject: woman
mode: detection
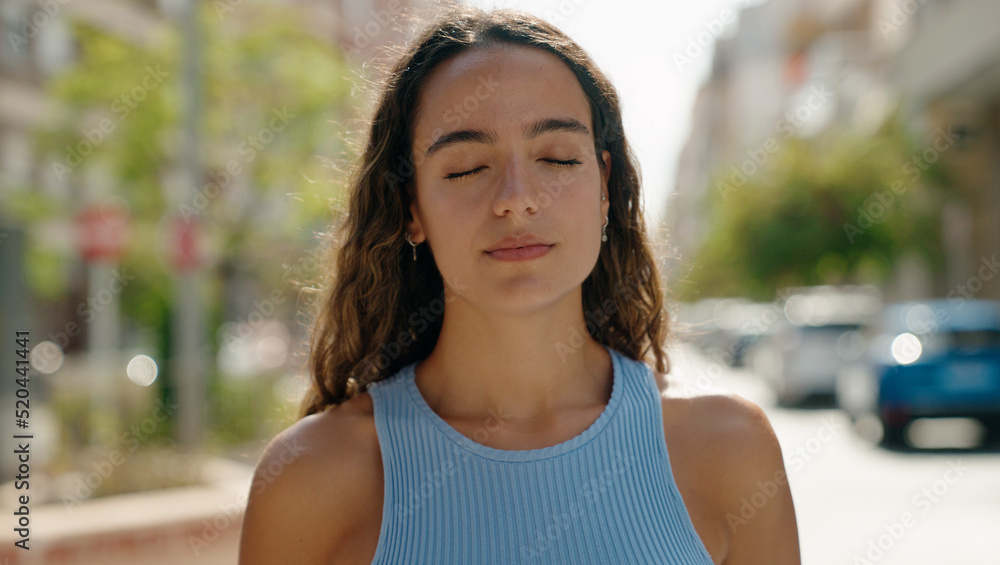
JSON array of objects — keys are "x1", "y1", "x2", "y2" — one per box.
[{"x1": 239, "y1": 5, "x2": 800, "y2": 564}]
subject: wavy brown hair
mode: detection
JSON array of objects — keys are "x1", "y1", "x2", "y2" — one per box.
[{"x1": 298, "y1": 5, "x2": 671, "y2": 418}]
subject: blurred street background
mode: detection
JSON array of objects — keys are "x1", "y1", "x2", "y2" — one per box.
[{"x1": 1, "y1": 0, "x2": 999, "y2": 563}]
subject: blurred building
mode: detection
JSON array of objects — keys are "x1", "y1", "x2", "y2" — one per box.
[
  {"x1": 668, "y1": 0, "x2": 870, "y2": 268},
  {"x1": 0, "y1": 0, "x2": 430, "y2": 361},
  {"x1": 1, "y1": 0, "x2": 433, "y2": 559},
  {"x1": 667, "y1": 0, "x2": 1000, "y2": 302},
  {"x1": 0, "y1": 0, "x2": 430, "y2": 476},
  {"x1": 885, "y1": 0, "x2": 1000, "y2": 300}
]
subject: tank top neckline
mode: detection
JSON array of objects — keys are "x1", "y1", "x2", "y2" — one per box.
[{"x1": 399, "y1": 343, "x2": 626, "y2": 462}]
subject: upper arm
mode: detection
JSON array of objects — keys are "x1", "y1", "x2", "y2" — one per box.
[
  {"x1": 709, "y1": 395, "x2": 800, "y2": 564},
  {"x1": 238, "y1": 409, "x2": 373, "y2": 565}
]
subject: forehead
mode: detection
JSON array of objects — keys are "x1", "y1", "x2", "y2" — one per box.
[{"x1": 412, "y1": 44, "x2": 593, "y2": 147}]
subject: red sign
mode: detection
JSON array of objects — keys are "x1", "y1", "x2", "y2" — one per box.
[
  {"x1": 75, "y1": 205, "x2": 130, "y2": 262},
  {"x1": 170, "y1": 216, "x2": 202, "y2": 273}
]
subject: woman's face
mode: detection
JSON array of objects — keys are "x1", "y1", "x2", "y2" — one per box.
[{"x1": 407, "y1": 44, "x2": 611, "y2": 313}]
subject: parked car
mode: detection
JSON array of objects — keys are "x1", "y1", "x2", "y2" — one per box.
[
  {"x1": 754, "y1": 286, "x2": 880, "y2": 406},
  {"x1": 723, "y1": 302, "x2": 783, "y2": 368},
  {"x1": 836, "y1": 299, "x2": 1000, "y2": 447},
  {"x1": 675, "y1": 298, "x2": 752, "y2": 364}
]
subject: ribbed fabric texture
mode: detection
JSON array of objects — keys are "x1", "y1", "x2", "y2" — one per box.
[{"x1": 366, "y1": 344, "x2": 715, "y2": 564}]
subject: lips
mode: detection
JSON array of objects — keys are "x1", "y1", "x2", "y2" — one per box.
[
  {"x1": 486, "y1": 244, "x2": 552, "y2": 261},
  {"x1": 484, "y1": 234, "x2": 552, "y2": 253}
]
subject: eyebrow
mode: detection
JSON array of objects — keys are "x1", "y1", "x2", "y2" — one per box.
[{"x1": 423, "y1": 117, "x2": 591, "y2": 158}]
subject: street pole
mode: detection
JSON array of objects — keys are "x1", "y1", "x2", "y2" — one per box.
[
  {"x1": 174, "y1": 0, "x2": 205, "y2": 451},
  {"x1": 88, "y1": 261, "x2": 119, "y2": 445}
]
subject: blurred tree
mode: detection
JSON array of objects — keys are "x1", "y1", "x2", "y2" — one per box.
[
  {"x1": 2, "y1": 3, "x2": 355, "y2": 459},
  {"x1": 678, "y1": 111, "x2": 949, "y2": 301},
  {"x1": 20, "y1": 2, "x2": 351, "y2": 346}
]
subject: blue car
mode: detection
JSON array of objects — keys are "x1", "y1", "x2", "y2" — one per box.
[{"x1": 836, "y1": 299, "x2": 1000, "y2": 447}]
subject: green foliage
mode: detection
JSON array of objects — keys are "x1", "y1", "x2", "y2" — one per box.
[
  {"x1": 682, "y1": 114, "x2": 948, "y2": 301},
  {"x1": 204, "y1": 373, "x2": 298, "y2": 452},
  {"x1": 0, "y1": 4, "x2": 355, "y2": 467},
  {"x1": 15, "y1": 3, "x2": 350, "y2": 324}
]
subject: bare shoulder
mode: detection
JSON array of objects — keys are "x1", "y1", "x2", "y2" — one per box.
[
  {"x1": 659, "y1": 376, "x2": 781, "y2": 462},
  {"x1": 655, "y1": 371, "x2": 801, "y2": 564},
  {"x1": 238, "y1": 393, "x2": 383, "y2": 565}
]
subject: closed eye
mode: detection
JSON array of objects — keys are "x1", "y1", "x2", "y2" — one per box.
[
  {"x1": 444, "y1": 166, "x2": 487, "y2": 180},
  {"x1": 543, "y1": 159, "x2": 582, "y2": 167},
  {"x1": 444, "y1": 159, "x2": 582, "y2": 181}
]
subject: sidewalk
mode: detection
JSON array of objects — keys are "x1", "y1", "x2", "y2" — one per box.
[{"x1": 0, "y1": 458, "x2": 253, "y2": 565}]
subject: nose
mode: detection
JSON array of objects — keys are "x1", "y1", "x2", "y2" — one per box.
[{"x1": 492, "y1": 153, "x2": 539, "y2": 218}]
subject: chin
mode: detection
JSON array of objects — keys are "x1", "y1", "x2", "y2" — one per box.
[{"x1": 486, "y1": 277, "x2": 586, "y2": 309}]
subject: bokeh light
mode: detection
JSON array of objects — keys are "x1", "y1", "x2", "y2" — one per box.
[
  {"x1": 30, "y1": 341, "x2": 64, "y2": 374},
  {"x1": 890, "y1": 333, "x2": 922, "y2": 365},
  {"x1": 126, "y1": 354, "x2": 158, "y2": 386}
]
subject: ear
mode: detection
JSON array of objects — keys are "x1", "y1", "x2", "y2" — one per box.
[
  {"x1": 406, "y1": 183, "x2": 426, "y2": 244},
  {"x1": 600, "y1": 149, "x2": 611, "y2": 218}
]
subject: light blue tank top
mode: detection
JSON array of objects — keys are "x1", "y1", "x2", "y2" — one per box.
[{"x1": 366, "y1": 344, "x2": 715, "y2": 564}]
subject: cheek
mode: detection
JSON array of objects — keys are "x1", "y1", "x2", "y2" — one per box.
[
  {"x1": 423, "y1": 191, "x2": 482, "y2": 226},
  {"x1": 543, "y1": 164, "x2": 599, "y2": 201},
  {"x1": 422, "y1": 201, "x2": 475, "y2": 251},
  {"x1": 548, "y1": 180, "x2": 594, "y2": 215}
]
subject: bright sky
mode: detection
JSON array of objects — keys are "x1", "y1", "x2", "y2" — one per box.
[{"x1": 464, "y1": 0, "x2": 758, "y2": 227}]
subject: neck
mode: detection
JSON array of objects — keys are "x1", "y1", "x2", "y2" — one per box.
[{"x1": 412, "y1": 288, "x2": 613, "y2": 424}]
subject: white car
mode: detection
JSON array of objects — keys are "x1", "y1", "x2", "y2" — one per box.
[{"x1": 754, "y1": 286, "x2": 880, "y2": 406}]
